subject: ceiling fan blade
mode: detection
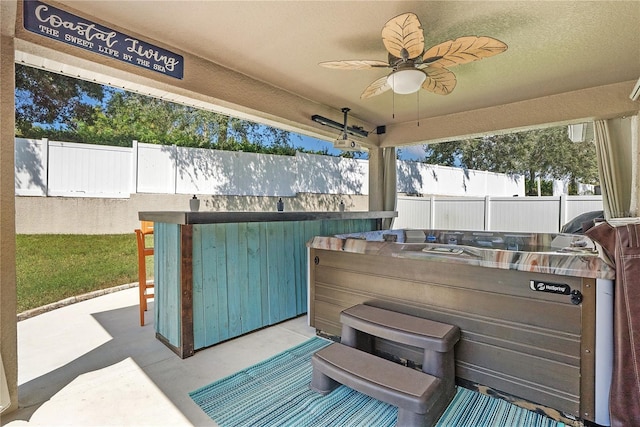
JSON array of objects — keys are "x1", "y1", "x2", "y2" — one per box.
[
  {"x1": 422, "y1": 66, "x2": 457, "y2": 95},
  {"x1": 361, "y1": 76, "x2": 391, "y2": 99},
  {"x1": 423, "y1": 36, "x2": 507, "y2": 68},
  {"x1": 319, "y1": 60, "x2": 390, "y2": 70},
  {"x1": 382, "y1": 13, "x2": 425, "y2": 60}
]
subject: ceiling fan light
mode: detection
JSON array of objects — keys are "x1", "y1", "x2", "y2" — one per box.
[{"x1": 387, "y1": 69, "x2": 426, "y2": 94}]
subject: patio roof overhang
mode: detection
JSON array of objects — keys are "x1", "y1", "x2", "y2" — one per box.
[{"x1": 7, "y1": 0, "x2": 640, "y2": 149}]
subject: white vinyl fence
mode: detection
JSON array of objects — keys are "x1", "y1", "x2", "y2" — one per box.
[
  {"x1": 397, "y1": 160, "x2": 523, "y2": 197},
  {"x1": 395, "y1": 195, "x2": 604, "y2": 233},
  {"x1": 14, "y1": 138, "x2": 602, "y2": 234},
  {"x1": 15, "y1": 138, "x2": 522, "y2": 198}
]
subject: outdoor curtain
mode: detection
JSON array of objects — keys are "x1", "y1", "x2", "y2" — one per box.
[
  {"x1": 593, "y1": 116, "x2": 638, "y2": 219},
  {"x1": 588, "y1": 114, "x2": 640, "y2": 426}
]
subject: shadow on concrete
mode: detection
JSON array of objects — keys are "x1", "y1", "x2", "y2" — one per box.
[{"x1": 1, "y1": 301, "x2": 202, "y2": 425}]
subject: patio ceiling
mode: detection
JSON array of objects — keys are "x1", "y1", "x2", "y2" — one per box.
[{"x1": 12, "y1": 1, "x2": 640, "y2": 149}]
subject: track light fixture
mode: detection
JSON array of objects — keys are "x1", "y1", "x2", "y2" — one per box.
[
  {"x1": 311, "y1": 109, "x2": 369, "y2": 138},
  {"x1": 311, "y1": 108, "x2": 367, "y2": 151}
]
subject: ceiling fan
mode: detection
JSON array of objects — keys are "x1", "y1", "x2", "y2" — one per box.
[{"x1": 320, "y1": 12, "x2": 508, "y2": 99}]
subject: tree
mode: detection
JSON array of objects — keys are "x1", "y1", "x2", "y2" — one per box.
[
  {"x1": 422, "y1": 126, "x2": 598, "y2": 195},
  {"x1": 15, "y1": 64, "x2": 104, "y2": 137},
  {"x1": 422, "y1": 140, "x2": 465, "y2": 167},
  {"x1": 75, "y1": 90, "x2": 215, "y2": 147},
  {"x1": 76, "y1": 91, "x2": 297, "y2": 151},
  {"x1": 15, "y1": 67, "x2": 366, "y2": 159},
  {"x1": 16, "y1": 66, "x2": 301, "y2": 153}
]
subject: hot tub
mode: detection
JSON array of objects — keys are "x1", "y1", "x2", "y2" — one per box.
[{"x1": 307, "y1": 229, "x2": 614, "y2": 426}]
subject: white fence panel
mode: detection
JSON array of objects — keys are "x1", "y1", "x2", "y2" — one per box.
[
  {"x1": 234, "y1": 151, "x2": 296, "y2": 196},
  {"x1": 295, "y1": 153, "x2": 367, "y2": 195},
  {"x1": 563, "y1": 195, "x2": 604, "y2": 224},
  {"x1": 490, "y1": 197, "x2": 561, "y2": 232},
  {"x1": 15, "y1": 138, "x2": 47, "y2": 196},
  {"x1": 174, "y1": 149, "x2": 298, "y2": 196},
  {"x1": 396, "y1": 195, "x2": 603, "y2": 233},
  {"x1": 461, "y1": 169, "x2": 488, "y2": 196},
  {"x1": 396, "y1": 161, "x2": 524, "y2": 197},
  {"x1": 353, "y1": 159, "x2": 369, "y2": 195},
  {"x1": 396, "y1": 161, "x2": 426, "y2": 195},
  {"x1": 433, "y1": 198, "x2": 486, "y2": 230},
  {"x1": 47, "y1": 141, "x2": 131, "y2": 198},
  {"x1": 175, "y1": 146, "x2": 234, "y2": 195},
  {"x1": 428, "y1": 165, "x2": 464, "y2": 196},
  {"x1": 486, "y1": 172, "x2": 523, "y2": 197},
  {"x1": 137, "y1": 143, "x2": 176, "y2": 194},
  {"x1": 397, "y1": 163, "x2": 456, "y2": 196},
  {"x1": 395, "y1": 197, "x2": 432, "y2": 228},
  {"x1": 138, "y1": 143, "x2": 178, "y2": 194},
  {"x1": 553, "y1": 180, "x2": 597, "y2": 196}
]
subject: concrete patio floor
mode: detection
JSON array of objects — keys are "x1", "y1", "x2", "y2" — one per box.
[{"x1": 1, "y1": 287, "x2": 316, "y2": 426}]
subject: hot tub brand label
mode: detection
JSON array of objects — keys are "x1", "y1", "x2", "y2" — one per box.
[{"x1": 529, "y1": 280, "x2": 571, "y2": 295}]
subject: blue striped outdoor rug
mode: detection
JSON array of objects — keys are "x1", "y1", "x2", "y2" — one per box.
[{"x1": 190, "y1": 337, "x2": 565, "y2": 427}]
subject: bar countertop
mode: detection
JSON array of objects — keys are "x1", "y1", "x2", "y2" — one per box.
[{"x1": 138, "y1": 210, "x2": 396, "y2": 225}]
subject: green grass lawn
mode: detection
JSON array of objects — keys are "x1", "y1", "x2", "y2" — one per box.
[{"x1": 16, "y1": 234, "x2": 153, "y2": 313}]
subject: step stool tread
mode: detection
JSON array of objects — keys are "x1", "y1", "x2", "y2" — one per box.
[
  {"x1": 313, "y1": 343, "x2": 440, "y2": 412},
  {"x1": 341, "y1": 304, "x2": 460, "y2": 352}
]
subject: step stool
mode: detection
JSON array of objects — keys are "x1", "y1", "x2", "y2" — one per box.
[{"x1": 310, "y1": 304, "x2": 460, "y2": 427}]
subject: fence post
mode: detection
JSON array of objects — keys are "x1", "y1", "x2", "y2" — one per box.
[
  {"x1": 484, "y1": 195, "x2": 491, "y2": 231},
  {"x1": 172, "y1": 144, "x2": 178, "y2": 195},
  {"x1": 293, "y1": 152, "x2": 301, "y2": 195},
  {"x1": 42, "y1": 138, "x2": 49, "y2": 197},
  {"x1": 429, "y1": 195, "x2": 436, "y2": 229},
  {"x1": 131, "y1": 140, "x2": 138, "y2": 195},
  {"x1": 559, "y1": 193, "x2": 567, "y2": 232}
]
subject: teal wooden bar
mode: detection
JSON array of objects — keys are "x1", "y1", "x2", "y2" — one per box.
[{"x1": 139, "y1": 211, "x2": 396, "y2": 358}]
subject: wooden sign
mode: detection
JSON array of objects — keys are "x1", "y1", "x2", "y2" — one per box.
[{"x1": 23, "y1": 0, "x2": 184, "y2": 79}]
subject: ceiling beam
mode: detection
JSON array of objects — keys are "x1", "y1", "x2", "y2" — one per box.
[{"x1": 382, "y1": 80, "x2": 640, "y2": 147}]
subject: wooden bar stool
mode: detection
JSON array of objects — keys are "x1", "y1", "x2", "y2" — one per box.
[{"x1": 135, "y1": 221, "x2": 154, "y2": 326}]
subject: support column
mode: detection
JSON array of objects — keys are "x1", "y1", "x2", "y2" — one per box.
[
  {"x1": 368, "y1": 147, "x2": 384, "y2": 212},
  {"x1": 0, "y1": 0, "x2": 18, "y2": 414},
  {"x1": 382, "y1": 147, "x2": 397, "y2": 229}
]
